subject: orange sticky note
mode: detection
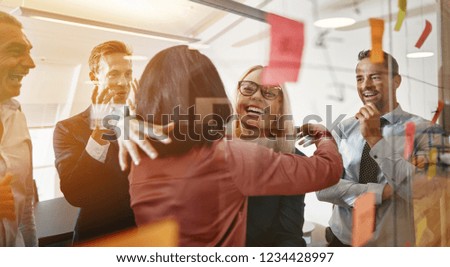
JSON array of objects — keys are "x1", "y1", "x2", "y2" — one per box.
[
  {"x1": 262, "y1": 13, "x2": 304, "y2": 84},
  {"x1": 352, "y1": 192, "x2": 376, "y2": 247},
  {"x1": 79, "y1": 219, "x2": 179, "y2": 247},
  {"x1": 431, "y1": 101, "x2": 444, "y2": 124},
  {"x1": 394, "y1": 0, "x2": 407, "y2": 31},
  {"x1": 369, "y1": 18, "x2": 385, "y2": 63},
  {"x1": 415, "y1": 20, "x2": 432, "y2": 48},
  {"x1": 404, "y1": 122, "x2": 416, "y2": 159}
]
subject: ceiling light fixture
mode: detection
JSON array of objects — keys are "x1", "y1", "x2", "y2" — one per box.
[
  {"x1": 406, "y1": 51, "x2": 434, "y2": 58},
  {"x1": 313, "y1": 17, "x2": 356, "y2": 29},
  {"x1": 15, "y1": 7, "x2": 200, "y2": 44}
]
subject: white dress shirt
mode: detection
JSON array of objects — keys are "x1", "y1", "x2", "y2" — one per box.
[
  {"x1": 85, "y1": 104, "x2": 125, "y2": 163},
  {"x1": 317, "y1": 105, "x2": 441, "y2": 246},
  {"x1": 0, "y1": 99, "x2": 37, "y2": 247}
]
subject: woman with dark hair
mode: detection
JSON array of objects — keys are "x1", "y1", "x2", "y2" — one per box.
[
  {"x1": 128, "y1": 45, "x2": 342, "y2": 246},
  {"x1": 134, "y1": 44, "x2": 230, "y2": 155}
]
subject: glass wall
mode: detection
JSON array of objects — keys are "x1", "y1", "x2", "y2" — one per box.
[{"x1": 1, "y1": 0, "x2": 448, "y2": 246}]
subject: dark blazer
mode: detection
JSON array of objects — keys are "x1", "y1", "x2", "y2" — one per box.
[
  {"x1": 53, "y1": 107, "x2": 135, "y2": 243},
  {"x1": 246, "y1": 148, "x2": 306, "y2": 247}
]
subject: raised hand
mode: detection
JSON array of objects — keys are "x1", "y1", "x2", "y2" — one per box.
[
  {"x1": 355, "y1": 103, "x2": 382, "y2": 147},
  {"x1": 126, "y1": 78, "x2": 139, "y2": 116},
  {"x1": 90, "y1": 84, "x2": 116, "y2": 143},
  {"x1": 91, "y1": 84, "x2": 114, "y2": 105},
  {"x1": 297, "y1": 123, "x2": 334, "y2": 147}
]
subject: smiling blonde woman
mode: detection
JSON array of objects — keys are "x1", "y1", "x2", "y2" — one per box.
[{"x1": 234, "y1": 65, "x2": 306, "y2": 246}]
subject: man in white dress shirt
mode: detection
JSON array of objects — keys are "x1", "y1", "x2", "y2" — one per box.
[
  {"x1": 0, "y1": 10, "x2": 37, "y2": 247},
  {"x1": 317, "y1": 49, "x2": 442, "y2": 246}
]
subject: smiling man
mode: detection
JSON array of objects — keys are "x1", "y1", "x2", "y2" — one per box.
[
  {"x1": 53, "y1": 41, "x2": 136, "y2": 243},
  {"x1": 0, "y1": 11, "x2": 37, "y2": 247},
  {"x1": 316, "y1": 49, "x2": 440, "y2": 246}
]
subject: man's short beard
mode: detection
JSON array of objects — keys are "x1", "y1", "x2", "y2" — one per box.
[
  {"x1": 362, "y1": 99, "x2": 384, "y2": 112},
  {"x1": 375, "y1": 101, "x2": 384, "y2": 112}
]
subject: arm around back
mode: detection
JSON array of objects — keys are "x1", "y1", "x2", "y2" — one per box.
[{"x1": 228, "y1": 139, "x2": 343, "y2": 196}]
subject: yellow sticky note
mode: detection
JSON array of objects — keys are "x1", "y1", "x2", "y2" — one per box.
[
  {"x1": 427, "y1": 148, "x2": 438, "y2": 180},
  {"x1": 399, "y1": 0, "x2": 407, "y2": 10},
  {"x1": 352, "y1": 192, "x2": 376, "y2": 247},
  {"x1": 394, "y1": 0, "x2": 407, "y2": 31},
  {"x1": 415, "y1": 217, "x2": 427, "y2": 246},
  {"x1": 394, "y1": 10, "x2": 406, "y2": 31},
  {"x1": 369, "y1": 18, "x2": 385, "y2": 63}
]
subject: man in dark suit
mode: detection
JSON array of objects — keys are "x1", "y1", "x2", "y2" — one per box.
[{"x1": 53, "y1": 40, "x2": 135, "y2": 243}]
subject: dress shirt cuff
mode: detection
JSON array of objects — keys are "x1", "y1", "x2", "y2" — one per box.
[
  {"x1": 366, "y1": 182, "x2": 385, "y2": 205},
  {"x1": 86, "y1": 136, "x2": 110, "y2": 163}
]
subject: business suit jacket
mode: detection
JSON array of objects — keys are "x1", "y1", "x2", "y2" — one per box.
[
  {"x1": 246, "y1": 149, "x2": 306, "y2": 247},
  {"x1": 53, "y1": 107, "x2": 135, "y2": 243}
]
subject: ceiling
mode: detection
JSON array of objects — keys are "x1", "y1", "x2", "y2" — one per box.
[
  {"x1": 0, "y1": 0, "x2": 439, "y2": 65},
  {"x1": 0, "y1": 0, "x2": 250, "y2": 64},
  {"x1": 2, "y1": 0, "x2": 237, "y2": 37}
]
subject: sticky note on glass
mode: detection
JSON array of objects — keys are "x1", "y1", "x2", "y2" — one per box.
[
  {"x1": 262, "y1": 13, "x2": 304, "y2": 84},
  {"x1": 352, "y1": 192, "x2": 376, "y2": 247},
  {"x1": 404, "y1": 122, "x2": 416, "y2": 159},
  {"x1": 431, "y1": 101, "x2": 444, "y2": 124},
  {"x1": 394, "y1": 0, "x2": 407, "y2": 31},
  {"x1": 427, "y1": 147, "x2": 438, "y2": 180},
  {"x1": 369, "y1": 18, "x2": 385, "y2": 63},
  {"x1": 79, "y1": 219, "x2": 179, "y2": 247},
  {"x1": 415, "y1": 217, "x2": 427, "y2": 246},
  {"x1": 415, "y1": 20, "x2": 432, "y2": 49}
]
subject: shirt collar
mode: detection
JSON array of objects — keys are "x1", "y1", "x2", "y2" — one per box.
[
  {"x1": 0, "y1": 98, "x2": 21, "y2": 111},
  {"x1": 381, "y1": 104, "x2": 406, "y2": 125}
]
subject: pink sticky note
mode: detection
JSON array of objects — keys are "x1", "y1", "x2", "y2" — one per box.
[
  {"x1": 352, "y1": 192, "x2": 376, "y2": 247},
  {"x1": 262, "y1": 13, "x2": 304, "y2": 84},
  {"x1": 415, "y1": 20, "x2": 432, "y2": 49},
  {"x1": 431, "y1": 101, "x2": 444, "y2": 124},
  {"x1": 404, "y1": 122, "x2": 416, "y2": 159},
  {"x1": 369, "y1": 18, "x2": 385, "y2": 63},
  {"x1": 394, "y1": 0, "x2": 407, "y2": 31}
]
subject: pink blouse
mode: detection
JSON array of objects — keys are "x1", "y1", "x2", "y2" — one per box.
[{"x1": 129, "y1": 139, "x2": 342, "y2": 246}]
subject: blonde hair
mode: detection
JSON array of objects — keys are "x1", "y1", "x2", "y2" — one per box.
[
  {"x1": 233, "y1": 65, "x2": 296, "y2": 153},
  {"x1": 88, "y1": 40, "x2": 132, "y2": 74}
]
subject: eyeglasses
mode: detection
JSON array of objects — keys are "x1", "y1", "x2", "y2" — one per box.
[{"x1": 238, "y1": 81, "x2": 282, "y2": 100}]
